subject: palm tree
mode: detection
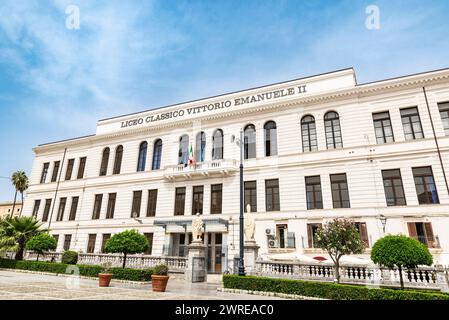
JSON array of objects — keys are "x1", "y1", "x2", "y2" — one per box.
[
  {"x1": 0, "y1": 216, "x2": 47, "y2": 260},
  {"x1": 11, "y1": 171, "x2": 29, "y2": 218}
]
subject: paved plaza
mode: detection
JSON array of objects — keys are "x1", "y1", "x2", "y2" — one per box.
[{"x1": 0, "y1": 270, "x2": 285, "y2": 300}]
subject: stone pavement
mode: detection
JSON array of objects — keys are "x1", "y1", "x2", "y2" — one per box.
[{"x1": 0, "y1": 270, "x2": 286, "y2": 300}]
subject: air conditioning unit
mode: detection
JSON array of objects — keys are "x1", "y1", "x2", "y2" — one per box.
[
  {"x1": 268, "y1": 239, "x2": 278, "y2": 248},
  {"x1": 265, "y1": 228, "x2": 275, "y2": 235}
]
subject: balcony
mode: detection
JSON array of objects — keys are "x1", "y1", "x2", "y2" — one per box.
[{"x1": 163, "y1": 159, "x2": 239, "y2": 180}]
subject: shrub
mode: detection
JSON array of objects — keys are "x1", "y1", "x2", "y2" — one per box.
[
  {"x1": 153, "y1": 264, "x2": 168, "y2": 276},
  {"x1": 0, "y1": 258, "x2": 152, "y2": 282},
  {"x1": 25, "y1": 233, "x2": 57, "y2": 261},
  {"x1": 61, "y1": 251, "x2": 78, "y2": 265},
  {"x1": 104, "y1": 230, "x2": 149, "y2": 268},
  {"x1": 371, "y1": 235, "x2": 433, "y2": 289},
  {"x1": 222, "y1": 275, "x2": 449, "y2": 300}
]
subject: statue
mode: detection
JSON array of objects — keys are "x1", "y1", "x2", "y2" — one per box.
[
  {"x1": 244, "y1": 211, "x2": 256, "y2": 241},
  {"x1": 192, "y1": 213, "x2": 204, "y2": 243}
]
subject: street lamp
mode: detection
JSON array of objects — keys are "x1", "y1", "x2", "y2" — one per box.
[
  {"x1": 232, "y1": 129, "x2": 245, "y2": 276},
  {"x1": 377, "y1": 214, "x2": 387, "y2": 233}
]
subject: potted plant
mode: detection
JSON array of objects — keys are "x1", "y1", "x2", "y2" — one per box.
[
  {"x1": 98, "y1": 262, "x2": 113, "y2": 287},
  {"x1": 151, "y1": 264, "x2": 169, "y2": 292}
]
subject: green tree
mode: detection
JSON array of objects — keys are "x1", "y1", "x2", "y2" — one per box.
[
  {"x1": 0, "y1": 216, "x2": 47, "y2": 260},
  {"x1": 371, "y1": 235, "x2": 433, "y2": 289},
  {"x1": 11, "y1": 171, "x2": 29, "y2": 217},
  {"x1": 315, "y1": 218, "x2": 365, "y2": 283},
  {"x1": 26, "y1": 233, "x2": 57, "y2": 261},
  {"x1": 104, "y1": 230, "x2": 149, "y2": 268}
]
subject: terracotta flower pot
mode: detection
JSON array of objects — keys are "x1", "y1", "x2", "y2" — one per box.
[
  {"x1": 98, "y1": 273, "x2": 113, "y2": 287},
  {"x1": 151, "y1": 275, "x2": 169, "y2": 292}
]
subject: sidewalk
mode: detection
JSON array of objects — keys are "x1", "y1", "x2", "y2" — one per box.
[{"x1": 0, "y1": 269, "x2": 285, "y2": 300}]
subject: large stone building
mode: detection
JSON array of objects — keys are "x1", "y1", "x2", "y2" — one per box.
[
  {"x1": 0, "y1": 201, "x2": 22, "y2": 219},
  {"x1": 23, "y1": 67, "x2": 449, "y2": 272}
]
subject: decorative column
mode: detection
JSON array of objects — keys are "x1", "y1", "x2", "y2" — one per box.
[
  {"x1": 243, "y1": 208, "x2": 259, "y2": 275},
  {"x1": 185, "y1": 213, "x2": 208, "y2": 283}
]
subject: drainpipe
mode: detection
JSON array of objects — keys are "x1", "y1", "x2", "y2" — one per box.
[
  {"x1": 48, "y1": 148, "x2": 67, "y2": 229},
  {"x1": 422, "y1": 87, "x2": 449, "y2": 195}
]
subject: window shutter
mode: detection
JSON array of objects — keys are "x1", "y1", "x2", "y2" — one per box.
[
  {"x1": 359, "y1": 223, "x2": 369, "y2": 247},
  {"x1": 287, "y1": 232, "x2": 296, "y2": 248},
  {"x1": 424, "y1": 223, "x2": 435, "y2": 248},
  {"x1": 407, "y1": 222, "x2": 418, "y2": 240},
  {"x1": 307, "y1": 224, "x2": 313, "y2": 248}
]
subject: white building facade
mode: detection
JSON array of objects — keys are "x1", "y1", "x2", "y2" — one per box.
[{"x1": 23, "y1": 68, "x2": 449, "y2": 272}]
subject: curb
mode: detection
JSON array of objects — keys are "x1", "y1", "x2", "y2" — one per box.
[
  {"x1": 217, "y1": 287, "x2": 327, "y2": 300},
  {"x1": 0, "y1": 268, "x2": 151, "y2": 285}
]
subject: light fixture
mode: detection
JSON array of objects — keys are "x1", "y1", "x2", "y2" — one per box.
[{"x1": 377, "y1": 214, "x2": 387, "y2": 233}]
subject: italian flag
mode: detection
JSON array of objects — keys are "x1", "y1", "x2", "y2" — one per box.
[{"x1": 188, "y1": 143, "x2": 194, "y2": 166}]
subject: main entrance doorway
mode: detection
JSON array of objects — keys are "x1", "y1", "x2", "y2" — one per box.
[{"x1": 206, "y1": 233, "x2": 223, "y2": 274}]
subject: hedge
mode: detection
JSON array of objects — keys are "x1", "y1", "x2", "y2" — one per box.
[
  {"x1": 0, "y1": 258, "x2": 153, "y2": 282},
  {"x1": 222, "y1": 274, "x2": 449, "y2": 300}
]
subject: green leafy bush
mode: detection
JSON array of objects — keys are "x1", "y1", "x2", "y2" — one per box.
[
  {"x1": 222, "y1": 274, "x2": 449, "y2": 300},
  {"x1": 25, "y1": 233, "x2": 57, "y2": 261},
  {"x1": 61, "y1": 251, "x2": 78, "y2": 265},
  {"x1": 0, "y1": 258, "x2": 152, "y2": 282},
  {"x1": 104, "y1": 230, "x2": 149, "y2": 268},
  {"x1": 371, "y1": 235, "x2": 433, "y2": 289},
  {"x1": 153, "y1": 264, "x2": 168, "y2": 275}
]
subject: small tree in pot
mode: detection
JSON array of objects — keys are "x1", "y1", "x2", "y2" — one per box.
[
  {"x1": 371, "y1": 235, "x2": 433, "y2": 289},
  {"x1": 104, "y1": 230, "x2": 149, "y2": 268},
  {"x1": 151, "y1": 264, "x2": 169, "y2": 292},
  {"x1": 98, "y1": 262, "x2": 113, "y2": 287},
  {"x1": 25, "y1": 233, "x2": 57, "y2": 261}
]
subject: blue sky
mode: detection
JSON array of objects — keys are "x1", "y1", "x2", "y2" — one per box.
[{"x1": 1, "y1": 0, "x2": 449, "y2": 201}]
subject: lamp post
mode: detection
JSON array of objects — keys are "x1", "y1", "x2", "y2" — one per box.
[
  {"x1": 377, "y1": 214, "x2": 387, "y2": 234},
  {"x1": 232, "y1": 129, "x2": 246, "y2": 276}
]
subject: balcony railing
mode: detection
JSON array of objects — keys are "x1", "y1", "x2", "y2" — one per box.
[{"x1": 164, "y1": 159, "x2": 238, "y2": 180}]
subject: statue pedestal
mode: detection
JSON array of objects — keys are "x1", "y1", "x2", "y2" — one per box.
[
  {"x1": 185, "y1": 241, "x2": 207, "y2": 283},
  {"x1": 244, "y1": 240, "x2": 259, "y2": 275}
]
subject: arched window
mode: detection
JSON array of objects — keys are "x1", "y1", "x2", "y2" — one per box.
[
  {"x1": 301, "y1": 115, "x2": 317, "y2": 152},
  {"x1": 212, "y1": 129, "x2": 223, "y2": 160},
  {"x1": 152, "y1": 139, "x2": 162, "y2": 170},
  {"x1": 137, "y1": 141, "x2": 147, "y2": 172},
  {"x1": 99, "y1": 147, "x2": 110, "y2": 176},
  {"x1": 195, "y1": 132, "x2": 206, "y2": 163},
  {"x1": 244, "y1": 124, "x2": 256, "y2": 159},
  {"x1": 178, "y1": 135, "x2": 189, "y2": 166},
  {"x1": 324, "y1": 111, "x2": 343, "y2": 149},
  {"x1": 264, "y1": 121, "x2": 277, "y2": 156},
  {"x1": 113, "y1": 145, "x2": 123, "y2": 174}
]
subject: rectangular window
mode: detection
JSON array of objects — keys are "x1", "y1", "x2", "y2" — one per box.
[
  {"x1": 63, "y1": 234, "x2": 72, "y2": 251},
  {"x1": 77, "y1": 157, "x2": 87, "y2": 179},
  {"x1": 265, "y1": 179, "x2": 280, "y2": 211},
  {"x1": 413, "y1": 166, "x2": 439, "y2": 204},
  {"x1": 56, "y1": 197, "x2": 67, "y2": 221},
  {"x1": 92, "y1": 194, "x2": 103, "y2": 219},
  {"x1": 87, "y1": 234, "x2": 96, "y2": 253},
  {"x1": 106, "y1": 193, "x2": 116, "y2": 219},
  {"x1": 174, "y1": 187, "x2": 186, "y2": 216},
  {"x1": 40, "y1": 162, "x2": 49, "y2": 183},
  {"x1": 382, "y1": 169, "x2": 406, "y2": 206},
  {"x1": 330, "y1": 173, "x2": 350, "y2": 208},
  {"x1": 244, "y1": 181, "x2": 257, "y2": 212},
  {"x1": 408, "y1": 222, "x2": 435, "y2": 248},
  {"x1": 354, "y1": 222, "x2": 369, "y2": 247},
  {"x1": 51, "y1": 161, "x2": 60, "y2": 182},
  {"x1": 42, "y1": 199, "x2": 52, "y2": 222},
  {"x1": 373, "y1": 111, "x2": 394, "y2": 144},
  {"x1": 210, "y1": 184, "x2": 223, "y2": 214},
  {"x1": 32, "y1": 200, "x2": 41, "y2": 218},
  {"x1": 101, "y1": 234, "x2": 111, "y2": 253},
  {"x1": 144, "y1": 233, "x2": 153, "y2": 255},
  {"x1": 307, "y1": 223, "x2": 322, "y2": 248},
  {"x1": 68, "y1": 196, "x2": 79, "y2": 221},
  {"x1": 192, "y1": 186, "x2": 204, "y2": 215},
  {"x1": 146, "y1": 189, "x2": 158, "y2": 217},
  {"x1": 438, "y1": 102, "x2": 449, "y2": 135},
  {"x1": 401, "y1": 107, "x2": 424, "y2": 140},
  {"x1": 306, "y1": 176, "x2": 323, "y2": 209},
  {"x1": 131, "y1": 191, "x2": 142, "y2": 218},
  {"x1": 65, "y1": 159, "x2": 75, "y2": 180}
]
